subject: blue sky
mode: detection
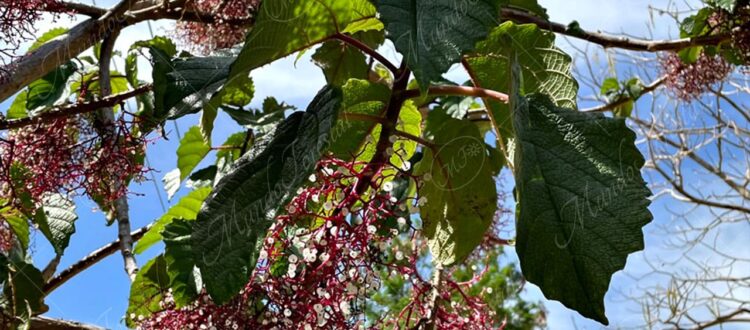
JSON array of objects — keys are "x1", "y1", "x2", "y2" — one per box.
[{"x1": 3, "y1": 0, "x2": 748, "y2": 329}]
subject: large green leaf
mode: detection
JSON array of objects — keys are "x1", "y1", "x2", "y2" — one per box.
[
  {"x1": 375, "y1": 0, "x2": 500, "y2": 88},
  {"x1": 34, "y1": 194, "x2": 77, "y2": 255},
  {"x1": 511, "y1": 92, "x2": 652, "y2": 324},
  {"x1": 134, "y1": 187, "x2": 212, "y2": 255},
  {"x1": 126, "y1": 255, "x2": 170, "y2": 327},
  {"x1": 191, "y1": 85, "x2": 342, "y2": 304},
  {"x1": 465, "y1": 22, "x2": 578, "y2": 139},
  {"x1": 413, "y1": 113, "x2": 497, "y2": 266},
  {"x1": 176, "y1": 126, "x2": 211, "y2": 182},
  {"x1": 162, "y1": 219, "x2": 200, "y2": 307},
  {"x1": 228, "y1": 0, "x2": 375, "y2": 84},
  {"x1": 7, "y1": 91, "x2": 29, "y2": 119},
  {"x1": 4, "y1": 213, "x2": 29, "y2": 251}
]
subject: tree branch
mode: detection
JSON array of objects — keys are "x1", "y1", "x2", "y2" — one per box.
[
  {"x1": 44, "y1": 225, "x2": 151, "y2": 294},
  {"x1": 500, "y1": 7, "x2": 732, "y2": 52},
  {"x1": 581, "y1": 76, "x2": 666, "y2": 113},
  {"x1": 96, "y1": 30, "x2": 139, "y2": 282},
  {"x1": 402, "y1": 85, "x2": 509, "y2": 103},
  {"x1": 0, "y1": 84, "x2": 152, "y2": 130}
]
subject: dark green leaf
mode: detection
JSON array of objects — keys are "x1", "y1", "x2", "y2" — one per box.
[
  {"x1": 376, "y1": 0, "x2": 499, "y2": 88},
  {"x1": 511, "y1": 92, "x2": 652, "y2": 324},
  {"x1": 5, "y1": 259, "x2": 46, "y2": 318},
  {"x1": 413, "y1": 114, "x2": 497, "y2": 266},
  {"x1": 191, "y1": 85, "x2": 342, "y2": 303}
]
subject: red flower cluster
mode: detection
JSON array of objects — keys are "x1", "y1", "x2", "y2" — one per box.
[
  {"x1": 174, "y1": 0, "x2": 259, "y2": 54},
  {"x1": 137, "y1": 157, "x2": 500, "y2": 329},
  {"x1": 660, "y1": 51, "x2": 733, "y2": 101},
  {"x1": 0, "y1": 115, "x2": 148, "y2": 209}
]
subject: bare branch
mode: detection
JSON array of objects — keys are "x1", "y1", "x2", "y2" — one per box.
[
  {"x1": 500, "y1": 7, "x2": 732, "y2": 52},
  {"x1": 44, "y1": 225, "x2": 151, "y2": 294}
]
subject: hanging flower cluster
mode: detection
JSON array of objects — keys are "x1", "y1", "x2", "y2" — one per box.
[
  {"x1": 660, "y1": 51, "x2": 733, "y2": 101},
  {"x1": 174, "y1": 0, "x2": 260, "y2": 54},
  {"x1": 0, "y1": 115, "x2": 149, "y2": 209},
  {"x1": 137, "y1": 157, "x2": 503, "y2": 329}
]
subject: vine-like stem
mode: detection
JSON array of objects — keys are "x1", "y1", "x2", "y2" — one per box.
[
  {"x1": 332, "y1": 33, "x2": 399, "y2": 74},
  {"x1": 44, "y1": 225, "x2": 151, "y2": 294}
]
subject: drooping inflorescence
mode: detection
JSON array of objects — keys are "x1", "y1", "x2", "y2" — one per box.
[
  {"x1": 660, "y1": 51, "x2": 733, "y2": 101},
  {"x1": 136, "y1": 157, "x2": 503, "y2": 329},
  {"x1": 174, "y1": 0, "x2": 260, "y2": 54},
  {"x1": 0, "y1": 114, "x2": 149, "y2": 210}
]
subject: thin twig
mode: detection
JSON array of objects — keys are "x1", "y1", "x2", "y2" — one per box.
[
  {"x1": 0, "y1": 85, "x2": 152, "y2": 130},
  {"x1": 501, "y1": 7, "x2": 732, "y2": 52},
  {"x1": 332, "y1": 33, "x2": 399, "y2": 74}
]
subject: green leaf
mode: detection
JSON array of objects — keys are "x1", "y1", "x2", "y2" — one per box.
[
  {"x1": 329, "y1": 79, "x2": 391, "y2": 159},
  {"x1": 465, "y1": 22, "x2": 578, "y2": 139},
  {"x1": 342, "y1": 17, "x2": 384, "y2": 34},
  {"x1": 126, "y1": 255, "x2": 170, "y2": 327},
  {"x1": 5, "y1": 259, "x2": 46, "y2": 318},
  {"x1": 28, "y1": 28, "x2": 69, "y2": 52},
  {"x1": 191, "y1": 85, "x2": 342, "y2": 304},
  {"x1": 222, "y1": 97, "x2": 293, "y2": 137},
  {"x1": 176, "y1": 126, "x2": 212, "y2": 182},
  {"x1": 228, "y1": 0, "x2": 376, "y2": 84},
  {"x1": 4, "y1": 214, "x2": 29, "y2": 251},
  {"x1": 599, "y1": 77, "x2": 620, "y2": 95},
  {"x1": 34, "y1": 194, "x2": 77, "y2": 255},
  {"x1": 134, "y1": 187, "x2": 212, "y2": 255},
  {"x1": 511, "y1": 93, "x2": 652, "y2": 324},
  {"x1": 162, "y1": 219, "x2": 200, "y2": 307},
  {"x1": 220, "y1": 74, "x2": 254, "y2": 107},
  {"x1": 499, "y1": 0, "x2": 549, "y2": 19},
  {"x1": 216, "y1": 132, "x2": 251, "y2": 165},
  {"x1": 312, "y1": 40, "x2": 369, "y2": 86},
  {"x1": 26, "y1": 61, "x2": 77, "y2": 111},
  {"x1": 7, "y1": 91, "x2": 29, "y2": 119},
  {"x1": 375, "y1": 0, "x2": 500, "y2": 88},
  {"x1": 413, "y1": 114, "x2": 497, "y2": 266}
]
